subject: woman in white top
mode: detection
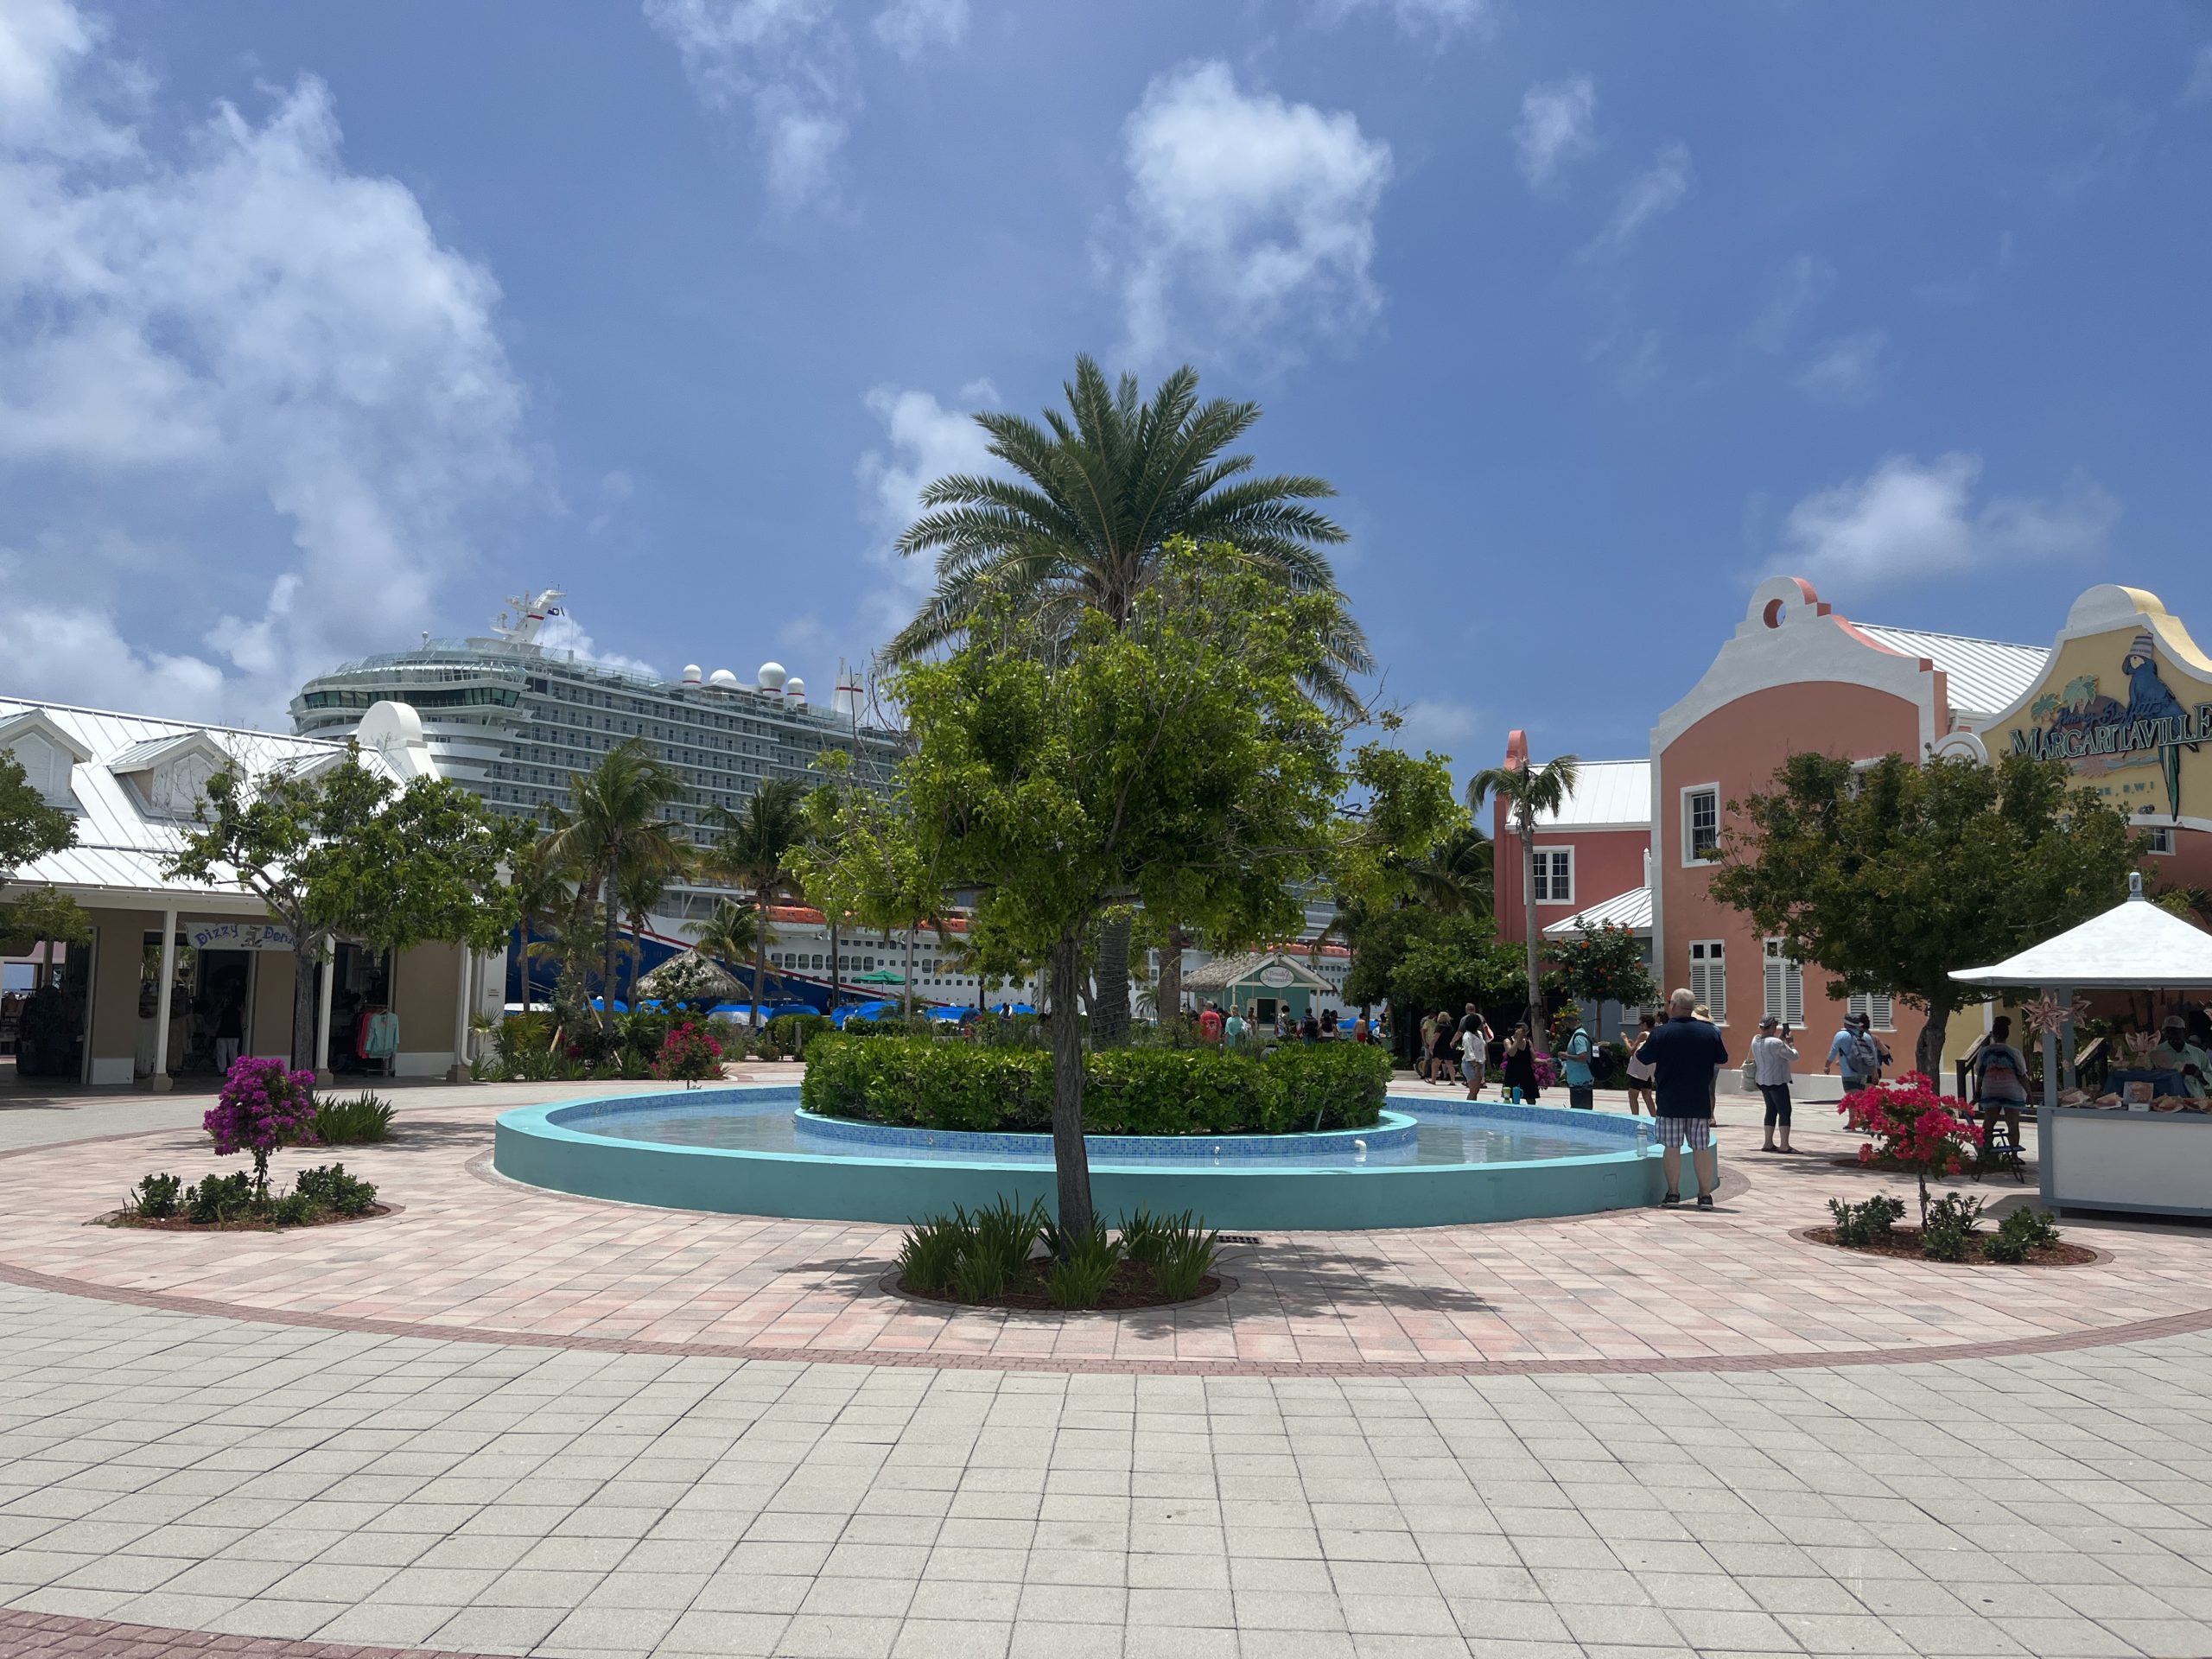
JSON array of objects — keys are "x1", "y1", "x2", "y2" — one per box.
[
  {"x1": 1460, "y1": 1015, "x2": 1491, "y2": 1100},
  {"x1": 1752, "y1": 1014, "x2": 1799, "y2": 1153},
  {"x1": 1623, "y1": 1013, "x2": 1657, "y2": 1116}
]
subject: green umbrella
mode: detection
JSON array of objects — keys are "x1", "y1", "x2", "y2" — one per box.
[{"x1": 851, "y1": 969, "x2": 906, "y2": 985}]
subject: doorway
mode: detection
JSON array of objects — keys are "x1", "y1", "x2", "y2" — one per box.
[
  {"x1": 182, "y1": 950, "x2": 251, "y2": 1075},
  {"x1": 327, "y1": 942, "x2": 393, "y2": 1075}
]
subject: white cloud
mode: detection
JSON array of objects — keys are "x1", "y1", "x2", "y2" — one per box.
[
  {"x1": 1313, "y1": 0, "x2": 1496, "y2": 44},
  {"x1": 854, "y1": 382, "x2": 1000, "y2": 638},
  {"x1": 0, "y1": 552, "x2": 226, "y2": 719},
  {"x1": 1583, "y1": 141, "x2": 1691, "y2": 257},
  {"x1": 1745, "y1": 254, "x2": 1834, "y2": 353},
  {"x1": 645, "y1": 0, "x2": 964, "y2": 209},
  {"x1": 1513, "y1": 75, "x2": 1596, "y2": 190},
  {"x1": 0, "y1": 0, "x2": 526, "y2": 725},
  {"x1": 535, "y1": 608, "x2": 661, "y2": 680},
  {"x1": 1778, "y1": 454, "x2": 2118, "y2": 588},
  {"x1": 1795, "y1": 327, "x2": 1888, "y2": 404},
  {"x1": 1395, "y1": 697, "x2": 1481, "y2": 760},
  {"x1": 873, "y1": 0, "x2": 966, "y2": 60},
  {"x1": 2188, "y1": 44, "x2": 2212, "y2": 102},
  {"x1": 1116, "y1": 60, "x2": 1392, "y2": 365}
]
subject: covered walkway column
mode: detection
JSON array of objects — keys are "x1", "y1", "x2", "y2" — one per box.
[
  {"x1": 314, "y1": 934, "x2": 336, "y2": 1087},
  {"x1": 146, "y1": 909, "x2": 177, "y2": 1093},
  {"x1": 448, "y1": 947, "x2": 474, "y2": 1084}
]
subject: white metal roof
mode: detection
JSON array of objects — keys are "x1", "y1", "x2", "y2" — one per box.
[
  {"x1": 1951, "y1": 880, "x2": 2212, "y2": 990},
  {"x1": 1543, "y1": 886, "x2": 1654, "y2": 938},
  {"x1": 0, "y1": 696, "x2": 397, "y2": 906},
  {"x1": 1531, "y1": 760, "x2": 1651, "y2": 830},
  {"x1": 1855, "y1": 626, "x2": 2049, "y2": 721}
]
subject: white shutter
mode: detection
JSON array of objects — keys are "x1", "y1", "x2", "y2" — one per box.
[
  {"x1": 1847, "y1": 992, "x2": 1895, "y2": 1032},
  {"x1": 1689, "y1": 941, "x2": 1726, "y2": 1022},
  {"x1": 1764, "y1": 940, "x2": 1803, "y2": 1026}
]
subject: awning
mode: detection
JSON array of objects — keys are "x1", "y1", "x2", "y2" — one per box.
[{"x1": 1951, "y1": 874, "x2": 2212, "y2": 990}]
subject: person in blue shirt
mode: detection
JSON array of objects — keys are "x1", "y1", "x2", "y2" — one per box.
[
  {"x1": 1561, "y1": 1021, "x2": 1596, "y2": 1109},
  {"x1": 1633, "y1": 988, "x2": 1730, "y2": 1208},
  {"x1": 1824, "y1": 1016, "x2": 1879, "y2": 1093}
]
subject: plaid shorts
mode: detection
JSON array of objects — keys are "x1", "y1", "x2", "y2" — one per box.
[{"x1": 1654, "y1": 1116, "x2": 1713, "y2": 1151}]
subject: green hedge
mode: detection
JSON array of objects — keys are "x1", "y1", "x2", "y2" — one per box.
[{"x1": 799, "y1": 1035, "x2": 1389, "y2": 1135}]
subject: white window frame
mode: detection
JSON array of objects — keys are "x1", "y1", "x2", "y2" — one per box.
[
  {"x1": 2147, "y1": 825, "x2": 2177, "y2": 855},
  {"x1": 1530, "y1": 845, "x2": 1574, "y2": 906},
  {"x1": 1762, "y1": 938, "x2": 1804, "y2": 1027},
  {"x1": 1688, "y1": 939, "x2": 1726, "y2": 1023},
  {"x1": 1681, "y1": 783, "x2": 1721, "y2": 865},
  {"x1": 1847, "y1": 992, "x2": 1896, "y2": 1033}
]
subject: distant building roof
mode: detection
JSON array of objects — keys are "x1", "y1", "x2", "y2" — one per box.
[
  {"x1": 1529, "y1": 759, "x2": 1651, "y2": 830},
  {"x1": 1542, "y1": 886, "x2": 1654, "y2": 938},
  {"x1": 0, "y1": 696, "x2": 399, "y2": 906},
  {"x1": 1854, "y1": 626, "x2": 2049, "y2": 721},
  {"x1": 1184, "y1": 949, "x2": 1332, "y2": 995}
]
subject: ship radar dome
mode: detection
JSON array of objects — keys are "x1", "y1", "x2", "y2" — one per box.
[
  {"x1": 757, "y1": 662, "x2": 788, "y2": 691},
  {"x1": 785, "y1": 676, "x2": 806, "y2": 702},
  {"x1": 682, "y1": 664, "x2": 702, "y2": 685},
  {"x1": 709, "y1": 668, "x2": 740, "y2": 689}
]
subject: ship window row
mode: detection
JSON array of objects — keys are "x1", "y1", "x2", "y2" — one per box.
[{"x1": 301, "y1": 687, "x2": 519, "y2": 711}]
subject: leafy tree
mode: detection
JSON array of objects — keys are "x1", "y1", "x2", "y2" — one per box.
[
  {"x1": 701, "y1": 778, "x2": 807, "y2": 1027},
  {"x1": 1708, "y1": 750, "x2": 2142, "y2": 1077},
  {"x1": 1467, "y1": 752, "x2": 1580, "y2": 1053},
  {"x1": 1549, "y1": 921, "x2": 1658, "y2": 1015},
  {"x1": 686, "y1": 899, "x2": 772, "y2": 1005},
  {"x1": 0, "y1": 752, "x2": 83, "y2": 963},
  {"x1": 508, "y1": 832, "x2": 574, "y2": 1014},
  {"x1": 1388, "y1": 918, "x2": 1529, "y2": 1027},
  {"x1": 543, "y1": 739, "x2": 687, "y2": 1024},
  {"x1": 856, "y1": 541, "x2": 1454, "y2": 1240},
  {"x1": 169, "y1": 755, "x2": 528, "y2": 1070},
  {"x1": 889, "y1": 355, "x2": 1370, "y2": 1045}
]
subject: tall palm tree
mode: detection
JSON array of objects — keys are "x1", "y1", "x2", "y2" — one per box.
[
  {"x1": 687, "y1": 899, "x2": 772, "y2": 1009},
  {"x1": 1406, "y1": 823, "x2": 1495, "y2": 920},
  {"x1": 617, "y1": 862, "x2": 671, "y2": 1012},
  {"x1": 1468, "y1": 753, "x2": 1581, "y2": 1054},
  {"x1": 891, "y1": 354, "x2": 1368, "y2": 1042},
  {"x1": 543, "y1": 739, "x2": 688, "y2": 1024},
  {"x1": 701, "y1": 778, "x2": 807, "y2": 1027},
  {"x1": 511, "y1": 832, "x2": 575, "y2": 1014}
]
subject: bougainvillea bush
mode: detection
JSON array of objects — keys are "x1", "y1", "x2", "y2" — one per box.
[
  {"x1": 1839, "y1": 1071, "x2": 1982, "y2": 1225},
  {"x1": 653, "y1": 1020, "x2": 724, "y2": 1086},
  {"x1": 203, "y1": 1056, "x2": 319, "y2": 1199}
]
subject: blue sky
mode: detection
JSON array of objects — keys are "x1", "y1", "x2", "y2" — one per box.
[{"x1": 3, "y1": 0, "x2": 2209, "y2": 784}]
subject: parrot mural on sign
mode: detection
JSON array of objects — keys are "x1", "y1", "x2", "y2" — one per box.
[{"x1": 2123, "y1": 632, "x2": 2196, "y2": 821}]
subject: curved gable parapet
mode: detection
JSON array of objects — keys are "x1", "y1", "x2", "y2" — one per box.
[{"x1": 1651, "y1": 575, "x2": 1944, "y2": 758}]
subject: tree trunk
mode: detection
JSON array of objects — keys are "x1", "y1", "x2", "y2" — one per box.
[
  {"x1": 520, "y1": 916, "x2": 532, "y2": 1014},
  {"x1": 1046, "y1": 933, "x2": 1094, "y2": 1244},
  {"x1": 829, "y1": 917, "x2": 841, "y2": 1011},
  {"x1": 1916, "y1": 994, "x2": 1952, "y2": 1084},
  {"x1": 291, "y1": 939, "x2": 319, "y2": 1074},
  {"x1": 601, "y1": 857, "x2": 620, "y2": 1027},
  {"x1": 751, "y1": 931, "x2": 766, "y2": 1031},
  {"x1": 1156, "y1": 925, "x2": 1185, "y2": 1041},
  {"x1": 1092, "y1": 913, "x2": 1132, "y2": 1046},
  {"x1": 1520, "y1": 809, "x2": 1547, "y2": 1054},
  {"x1": 904, "y1": 923, "x2": 916, "y2": 1019}
]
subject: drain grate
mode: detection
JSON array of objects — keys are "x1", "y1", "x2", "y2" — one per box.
[{"x1": 1217, "y1": 1234, "x2": 1262, "y2": 1246}]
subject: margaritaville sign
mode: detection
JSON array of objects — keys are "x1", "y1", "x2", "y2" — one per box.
[{"x1": 1980, "y1": 589, "x2": 2212, "y2": 829}]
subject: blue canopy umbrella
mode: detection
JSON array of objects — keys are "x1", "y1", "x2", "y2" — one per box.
[
  {"x1": 830, "y1": 1000, "x2": 899, "y2": 1027},
  {"x1": 926, "y1": 1005, "x2": 979, "y2": 1021},
  {"x1": 992, "y1": 1002, "x2": 1038, "y2": 1016}
]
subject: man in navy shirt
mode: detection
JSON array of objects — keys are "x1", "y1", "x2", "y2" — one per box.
[{"x1": 1634, "y1": 988, "x2": 1729, "y2": 1209}]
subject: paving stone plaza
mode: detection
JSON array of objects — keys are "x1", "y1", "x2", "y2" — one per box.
[{"x1": 2, "y1": 1076, "x2": 2209, "y2": 1659}]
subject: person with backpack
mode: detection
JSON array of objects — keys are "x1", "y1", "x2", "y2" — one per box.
[
  {"x1": 1824, "y1": 1014, "x2": 1879, "y2": 1094},
  {"x1": 1561, "y1": 1020, "x2": 1597, "y2": 1109},
  {"x1": 1752, "y1": 1014, "x2": 1799, "y2": 1153}
]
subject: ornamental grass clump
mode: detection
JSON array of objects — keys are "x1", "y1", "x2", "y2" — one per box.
[
  {"x1": 203, "y1": 1056, "x2": 318, "y2": 1201},
  {"x1": 1046, "y1": 1227, "x2": 1124, "y2": 1309},
  {"x1": 898, "y1": 1214, "x2": 970, "y2": 1294},
  {"x1": 1839, "y1": 1072, "x2": 1983, "y2": 1227},
  {"x1": 1148, "y1": 1215, "x2": 1222, "y2": 1301},
  {"x1": 312, "y1": 1092, "x2": 393, "y2": 1144}
]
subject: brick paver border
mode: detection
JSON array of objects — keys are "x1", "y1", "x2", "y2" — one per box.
[
  {"x1": 0, "y1": 1606, "x2": 500, "y2": 1657},
  {"x1": 3, "y1": 1249, "x2": 2207, "y2": 1378}
]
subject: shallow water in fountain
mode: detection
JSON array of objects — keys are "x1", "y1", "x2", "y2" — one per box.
[{"x1": 557, "y1": 1088, "x2": 1624, "y2": 1168}]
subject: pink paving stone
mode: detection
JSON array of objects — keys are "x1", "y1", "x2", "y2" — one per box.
[{"x1": 0, "y1": 1091, "x2": 2207, "y2": 1376}]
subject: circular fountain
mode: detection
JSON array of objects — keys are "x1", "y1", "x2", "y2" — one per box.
[{"x1": 494, "y1": 1084, "x2": 1664, "y2": 1230}]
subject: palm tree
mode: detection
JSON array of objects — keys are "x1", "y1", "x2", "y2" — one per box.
[
  {"x1": 543, "y1": 740, "x2": 688, "y2": 1024},
  {"x1": 687, "y1": 899, "x2": 772, "y2": 1009},
  {"x1": 617, "y1": 862, "x2": 671, "y2": 1012},
  {"x1": 511, "y1": 832, "x2": 575, "y2": 1014},
  {"x1": 1405, "y1": 823, "x2": 1495, "y2": 920},
  {"x1": 701, "y1": 778, "x2": 807, "y2": 1028},
  {"x1": 891, "y1": 354, "x2": 1368, "y2": 1042},
  {"x1": 1468, "y1": 753, "x2": 1581, "y2": 1054}
]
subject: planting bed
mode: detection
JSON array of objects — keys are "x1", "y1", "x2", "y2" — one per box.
[
  {"x1": 1802, "y1": 1224, "x2": 2101, "y2": 1267},
  {"x1": 889, "y1": 1260, "x2": 1228, "y2": 1312}
]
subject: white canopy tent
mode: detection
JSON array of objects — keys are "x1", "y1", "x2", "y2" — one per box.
[{"x1": 1950, "y1": 873, "x2": 2212, "y2": 1216}]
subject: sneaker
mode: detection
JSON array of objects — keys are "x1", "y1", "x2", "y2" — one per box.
[
  {"x1": 1661, "y1": 1192, "x2": 1682, "y2": 1207},
  {"x1": 1696, "y1": 1193, "x2": 1715, "y2": 1209}
]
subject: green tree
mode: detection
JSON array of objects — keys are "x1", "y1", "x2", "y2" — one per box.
[
  {"x1": 509, "y1": 832, "x2": 574, "y2": 1014},
  {"x1": 0, "y1": 752, "x2": 83, "y2": 963},
  {"x1": 889, "y1": 355, "x2": 1370, "y2": 1046},
  {"x1": 860, "y1": 542, "x2": 1453, "y2": 1239},
  {"x1": 168, "y1": 755, "x2": 527, "y2": 1070},
  {"x1": 543, "y1": 740, "x2": 687, "y2": 1025},
  {"x1": 1548, "y1": 921, "x2": 1658, "y2": 1015},
  {"x1": 701, "y1": 777, "x2": 808, "y2": 1027},
  {"x1": 686, "y1": 899, "x2": 771, "y2": 1001},
  {"x1": 1708, "y1": 750, "x2": 2143, "y2": 1077},
  {"x1": 1467, "y1": 752, "x2": 1580, "y2": 1053},
  {"x1": 1389, "y1": 917, "x2": 1530, "y2": 1023},
  {"x1": 1404, "y1": 822, "x2": 1494, "y2": 920}
]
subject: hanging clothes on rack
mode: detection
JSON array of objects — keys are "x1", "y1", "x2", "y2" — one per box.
[{"x1": 359, "y1": 1005, "x2": 401, "y2": 1074}]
